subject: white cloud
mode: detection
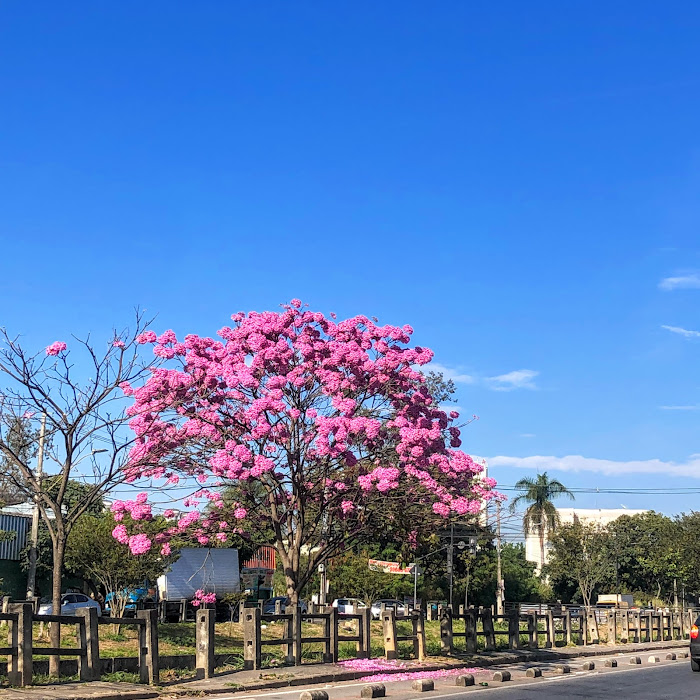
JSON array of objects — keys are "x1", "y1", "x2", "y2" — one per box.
[
  {"x1": 424, "y1": 362, "x2": 475, "y2": 384},
  {"x1": 659, "y1": 274, "x2": 700, "y2": 291},
  {"x1": 486, "y1": 369, "x2": 539, "y2": 391},
  {"x1": 659, "y1": 405, "x2": 698, "y2": 410},
  {"x1": 661, "y1": 325, "x2": 700, "y2": 338},
  {"x1": 489, "y1": 454, "x2": 700, "y2": 479}
]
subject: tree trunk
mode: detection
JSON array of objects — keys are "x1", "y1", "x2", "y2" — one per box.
[{"x1": 49, "y1": 535, "x2": 67, "y2": 677}]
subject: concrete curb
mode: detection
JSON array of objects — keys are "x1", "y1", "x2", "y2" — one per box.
[{"x1": 159, "y1": 639, "x2": 690, "y2": 697}]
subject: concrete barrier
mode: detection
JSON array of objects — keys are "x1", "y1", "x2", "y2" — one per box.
[
  {"x1": 629, "y1": 656, "x2": 642, "y2": 664},
  {"x1": 604, "y1": 659, "x2": 617, "y2": 667},
  {"x1": 455, "y1": 674, "x2": 475, "y2": 686},
  {"x1": 493, "y1": 670, "x2": 511, "y2": 682},
  {"x1": 361, "y1": 684, "x2": 386, "y2": 698},
  {"x1": 300, "y1": 692, "x2": 329, "y2": 700},
  {"x1": 525, "y1": 667, "x2": 542, "y2": 678},
  {"x1": 411, "y1": 679, "x2": 434, "y2": 692},
  {"x1": 554, "y1": 664, "x2": 571, "y2": 674},
  {"x1": 582, "y1": 661, "x2": 595, "y2": 670},
  {"x1": 648, "y1": 656, "x2": 660, "y2": 664},
  {"x1": 666, "y1": 653, "x2": 677, "y2": 660}
]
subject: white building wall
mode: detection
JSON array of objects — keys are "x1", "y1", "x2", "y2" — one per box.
[{"x1": 524, "y1": 507, "x2": 648, "y2": 574}]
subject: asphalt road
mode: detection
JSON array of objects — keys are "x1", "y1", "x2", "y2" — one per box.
[{"x1": 171, "y1": 655, "x2": 699, "y2": 700}]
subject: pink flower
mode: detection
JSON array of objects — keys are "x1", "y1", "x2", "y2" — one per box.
[
  {"x1": 112, "y1": 524, "x2": 129, "y2": 544},
  {"x1": 290, "y1": 299, "x2": 302, "y2": 308},
  {"x1": 135, "y1": 331, "x2": 157, "y2": 344},
  {"x1": 341, "y1": 500, "x2": 355, "y2": 514},
  {"x1": 233, "y1": 507, "x2": 247, "y2": 520},
  {"x1": 128, "y1": 533, "x2": 152, "y2": 555},
  {"x1": 45, "y1": 341, "x2": 67, "y2": 356},
  {"x1": 113, "y1": 339, "x2": 126, "y2": 349},
  {"x1": 160, "y1": 542, "x2": 172, "y2": 556}
]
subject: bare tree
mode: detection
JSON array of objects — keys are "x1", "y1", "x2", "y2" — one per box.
[{"x1": 0, "y1": 313, "x2": 158, "y2": 676}]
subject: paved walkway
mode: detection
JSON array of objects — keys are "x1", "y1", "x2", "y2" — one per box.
[{"x1": 0, "y1": 639, "x2": 689, "y2": 700}]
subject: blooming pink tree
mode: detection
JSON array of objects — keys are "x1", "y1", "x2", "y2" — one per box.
[{"x1": 119, "y1": 301, "x2": 497, "y2": 601}]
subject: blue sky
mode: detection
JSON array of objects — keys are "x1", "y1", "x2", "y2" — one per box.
[{"x1": 1, "y1": 1, "x2": 700, "y2": 516}]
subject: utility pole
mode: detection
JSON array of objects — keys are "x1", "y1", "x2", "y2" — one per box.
[
  {"x1": 495, "y1": 500, "x2": 504, "y2": 616},
  {"x1": 319, "y1": 563, "x2": 328, "y2": 605},
  {"x1": 26, "y1": 412, "x2": 46, "y2": 601},
  {"x1": 448, "y1": 522, "x2": 454, "y2": 611}
]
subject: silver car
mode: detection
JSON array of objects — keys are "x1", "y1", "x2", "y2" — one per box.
[
  {"x1": 370, "y1": 599, "x2": 407, "y2": 620},
  {"x1": 38, "y1": 593, "x2": 102, "y2": 616}
]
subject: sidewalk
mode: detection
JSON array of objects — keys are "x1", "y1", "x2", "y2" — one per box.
[{"x1": 0, "y1": 638, "x2": 690, "y2": 700}]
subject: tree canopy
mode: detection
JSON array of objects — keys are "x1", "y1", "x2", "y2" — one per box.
[{"x1": 116, "y1": 302, "x2": 498, "y2": 600}]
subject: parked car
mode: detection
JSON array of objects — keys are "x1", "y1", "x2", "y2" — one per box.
[
  {"x1": 38, "y1": 593, "x2": 102, "y2": 616},
  {"x1": 332, "y1": 598, "x2": 368, "y2": 615},
  {"x1": 370, "y1": 599, "x2": 407, "y2": 620},
  {"x1": 104, "y1": 587, "x2": 156, "y2": 616},
  {"x1": 262, "y1": 597, "x2": 308, "y2": 614},
  {"x1": 690, "y1": 614, "x2": 700, "y2": 671}
]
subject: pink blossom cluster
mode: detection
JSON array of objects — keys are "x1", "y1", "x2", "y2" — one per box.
[
  {"x1": 45, "y1": 341, "x2": 67, "y2": 356},
  {"x1": 112, "y1": 301, "x2": 500, "y2": 553},
  {"x1": 191, "y1": 589, "x2": 217, "y2": 607},
  {"x1": 111, "y1": 493, "x2": 153, "y2": 522}
]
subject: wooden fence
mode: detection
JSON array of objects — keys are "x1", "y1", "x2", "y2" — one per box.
[
  {"x1": 439, "y1": 606, "x2": 698, "y2": 653},
  {"x1": 1, "y1": 602, "x2": 159, "y2": 687}
]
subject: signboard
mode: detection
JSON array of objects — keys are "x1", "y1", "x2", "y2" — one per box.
[
  {"x1": 241, "y1": 567, "x2": 274, "y2": 592},
  {"x1": 368, "y1": 559, "x2": 413, "y2": 575}
]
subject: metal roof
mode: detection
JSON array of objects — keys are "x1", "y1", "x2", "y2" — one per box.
[{"x1": 0, "y1": 512, "x2": 30, "y2": 560}]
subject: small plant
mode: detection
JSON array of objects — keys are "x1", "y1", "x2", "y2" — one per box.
[{"x1": 102, "y1": 671, "x2": 141, "y2": 684}]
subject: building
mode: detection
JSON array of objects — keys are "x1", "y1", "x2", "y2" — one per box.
[
  {"x1": 524, "y1": 507, "x2": 649, "y2": 574},
  {"x1": 0, "y1": 506, "x2": 31, "y2": 598}
]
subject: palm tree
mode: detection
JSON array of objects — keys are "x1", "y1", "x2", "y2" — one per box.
[{"x1": 510, "y1": 472, "x2": 574, "y2": 574}]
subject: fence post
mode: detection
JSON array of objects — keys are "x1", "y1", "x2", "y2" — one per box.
[
  {"x1": 243, "y1": 606, "x2": 261, "y2": 670},
  {"x1": 620, "y1": 610, "x2": 629, "y2": 643},
  {"x1": 482, "y1": 607, "x2": 496, "y2": 651},
  {"x1": 508, "y1": 609, "x2": 519, "y2": 649},
  {"x1": 11, "y1": 603, "x2": 33, "y2": 687},
  {"x1": 292, "y1": 605, "x2": 303, "y2": 666},
  {"x1": 0, "y1": 596, "x2": 10, "y2": 630},
  {"x1": 382, "y1": 609, "x2": 397, "y2": 660},
  {"x1": 359, "y1": 608, "x2": 372, "y2": 659},
  {"x1": 465, "y1": 609, "x2": 477, "y2": 653},
  {"x1": 136, "y1": 609, "x2": 159, "y2": 684},
  {"x1": 546, "y1": 609, "x2": 554, "y2": 648},
  {"x1": 528, "y1": 612, "x2": 538, "y2": 649},
  {"x1": 586, "y1": 608, "x2": 599, "y2": 643},
  {"x1": 440, "y1": 608, "x2": 453, "y2": 654},
  {"x1": 607, "y1": 610, "x2": 617, "y2": 646},
  {"x1": 414, "y1": 612, "x2": 426, "y2": 661},
  {"x1": 76, "y1": 607, "x2": 100, "y2": 681},
  {"x1": 195, "y1": 607, "x2": 215, "y2": 679},
  {"x1": 644, "y1": 611, "x2": 652, "y2": 642},
  {"x1": 275, "y1": 599, "x2": 283, "y2": 615},
  {"x1": 324, "y1": 607, "x2": 339, "y2": 663}
]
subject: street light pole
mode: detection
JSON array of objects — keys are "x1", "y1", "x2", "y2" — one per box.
[
  {"x1": 495, "y1": 500, "x2": 504, "y2": 616},
  {"x1": 26, "y1": 413, "x2": 46, "y2": 601}
]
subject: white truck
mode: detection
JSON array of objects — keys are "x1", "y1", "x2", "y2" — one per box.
[{"x1": 157, "y1": 547, "x2": 240, "y2": 621}]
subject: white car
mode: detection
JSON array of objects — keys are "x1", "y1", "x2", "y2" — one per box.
[
  {"x1": 38, "y1": 593, "x2": 102, "y2": 616},
  {"x1": 371, "y1": 599, "x2": 407, "y2": 620},
  {"x1": 332, "y1": 598, "x2": 368, "y2": 615}
]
